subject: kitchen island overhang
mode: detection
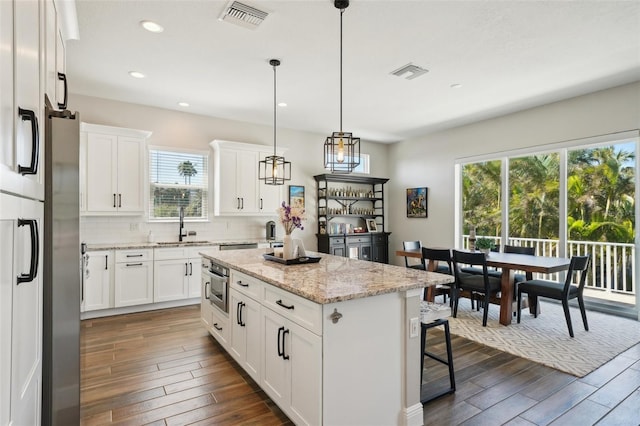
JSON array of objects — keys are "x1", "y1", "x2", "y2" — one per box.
[{"x1": 199, "y1": 248, "x2": 454, "y2": 426}]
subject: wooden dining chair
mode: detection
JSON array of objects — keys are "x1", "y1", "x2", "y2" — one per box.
[
  {"x1": 421, "y1": 247, "x2": 453, "y2": 303},
  {"x1": 452, "y1": 250, "x2": 502, "y2": 327},
  {"x1": 402, "y1": 240, "x2": 425, "y2": 270},
  {"x1": 517, "y1": 255, "x2": 591, "y2": 337}
]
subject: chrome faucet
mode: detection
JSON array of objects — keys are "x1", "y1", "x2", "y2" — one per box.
[{"x1": 179, "y1": 206, "x2": 187, "y2": 242}]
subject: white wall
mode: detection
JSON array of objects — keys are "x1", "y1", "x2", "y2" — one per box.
[
  {"x1": 70, "y1": 94, "x2": 390, "y2": 249},
  {"x1": 387, "y1": 81, "x2": 640, "y2": 265}
]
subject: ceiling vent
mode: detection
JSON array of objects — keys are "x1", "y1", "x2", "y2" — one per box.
[
  {"x1": 390, "y1": 63, "x2": 429, "y2": 80},
  {"x1": 219, "y1": 1, "x2": 268, "y2": 30}
]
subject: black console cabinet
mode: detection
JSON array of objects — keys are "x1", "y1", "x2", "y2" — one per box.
[{"x1": 314, "y1": 174, "x2": 390, "y2": 264}]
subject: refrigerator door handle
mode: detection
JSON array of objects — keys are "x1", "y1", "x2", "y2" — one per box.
[
  {"x1": 17, "y1": 107, "x2": 40, "y2": 175},
  {"x1": 17, "y1": 218, "x2": 39, "y2": 284}
]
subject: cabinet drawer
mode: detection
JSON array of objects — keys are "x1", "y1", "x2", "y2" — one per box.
[
  {"x1": 329, "y1": 237, "x2": 345, "y2": 246},
  {"x1": 264, "y1": 285, "x2": 322, "y2": 335},
  {"x1": 347, "y1": 236, "x2": 370, "y2": 244},
  {"x1": 209, "y1": 303, "x2": 229, "y2": 349},
  {"x1": 116, "y1": 249, "x2": 153, "y2": 263},
  {"x1": 154, "y1": 247, "x2": 188, "y2": 260},
  {"x1": 230, "y1": 270, "x2": 263, "y2": 300}
]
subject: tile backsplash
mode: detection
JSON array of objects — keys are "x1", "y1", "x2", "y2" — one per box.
[{"x1": 81, "y1": 215, "x2": 280, "y2": 244}]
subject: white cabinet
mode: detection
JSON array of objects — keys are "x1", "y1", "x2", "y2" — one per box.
[
  {"x1": 211, "y1": 140, "x2": 284, "y2": 216},
  {"x1": 1, "y1": 0, "x2": 44, "y2": 201},
  {"x1": 114, "y1": 249, "x2": 153, "y2": 307},
  {"x1": 83, "y1": 250, "x2": 113, "y2": 312},
  {"x1": 81, "y1": 123, "x2": 152, "y2": 215},
  {"x1": 1, "y1": 194, "x2": 44, "y2": 426},
  {"x1": 229, "y1": 271, "x2": 263, "y2": 383},
  {"x1": 154, "y1": 246, "x2": 211, "y2": 302},
  {"x1": 262, "y1": 306, "x2": 322, "y2": 426},
  {"x1": 44, "y1": 0, "x2": 66, "y2": 110}
]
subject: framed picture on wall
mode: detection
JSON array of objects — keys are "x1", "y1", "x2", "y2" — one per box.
[
  {"x1": 406, "y1": 187, "x2": 428, "y2": 218},
  {"x1": 366, "y1": 218, "x2": 378, "y2": 233},
  {"x1": 289, "y1": 185, "x2": 305, "y2": 208}
]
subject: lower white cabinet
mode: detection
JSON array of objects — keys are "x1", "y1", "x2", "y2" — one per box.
[
  {"x1": 229, "y1": 289, "x2": 262, "y2": 383},
  {"x1": 114, "y1": 249, "x2": 153, "y2": 307},
  {"x1": 262, "y1": 307, "x2": 322, "y2": 426},
  {"x1": 0, "y1": 195, "x2": 43, "y2": 426},
  {"x1": 154, "y1": 246, "x2": 211, "y2": 302},
  {"x1": 203, "y1": 262, "x2": 322, "y2": 426},
  {"x1": 83, "y1": 250, "x2": 113, "y2": 311}
]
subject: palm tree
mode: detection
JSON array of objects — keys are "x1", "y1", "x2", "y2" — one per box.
[{"x1": 177, "y1": 160, "x2": 198, "y2": 184}]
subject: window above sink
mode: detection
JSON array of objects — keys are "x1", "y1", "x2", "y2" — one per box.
[{"x1": 149, "y1": 147, "x2": 209, "y2": 222}]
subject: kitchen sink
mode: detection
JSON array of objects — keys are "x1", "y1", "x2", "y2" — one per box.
[{"x1": 156, "y1": 241, "x2": 212, "y2": 246}]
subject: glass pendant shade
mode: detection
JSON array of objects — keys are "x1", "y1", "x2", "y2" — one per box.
[
  {"x1": 259, "y1": 58, "x2": 291, "y2": 185},
  {"x1": 324, "y1": 0, "x2": 360, "y2": 174},
  {"x1": 324, "y1": 131, "x2": 360, "y2": 174}
]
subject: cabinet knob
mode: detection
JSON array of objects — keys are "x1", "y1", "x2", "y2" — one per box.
[{"x1": 330, "y1": 308, "x2": 343, "y2": 324}]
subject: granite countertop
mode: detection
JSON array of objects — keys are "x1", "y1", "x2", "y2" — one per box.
[
  {"x1": 200, "y1": 248, "x2": 454, "y2": 304},
  {"x1": 86, "y1": 239, "x2": 280, "y2": 251}
]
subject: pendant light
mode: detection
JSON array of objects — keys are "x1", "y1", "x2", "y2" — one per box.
[
  {"x1": 324, "y1": 0, "x2": 360, "y2": 174},
  {"x1": 259, "y1": 59, "x2": 291, "y2": 185}
]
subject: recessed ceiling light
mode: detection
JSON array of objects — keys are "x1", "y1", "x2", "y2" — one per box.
[
  {"x1": 450, "y1": 83, "x2": 462, "y2": 89},
  {"x1": 178, "y1": 102, "x2": 190, "y2": 107},
  {"x1": 129, "y1": 71, "x2": 145, "y2": 79},
  {"x1": 277, "y1": 102, "x2": 287, "y2": 107},
  {"x1": 141, "y1": 20, "x2": 164, "y2": 33}
]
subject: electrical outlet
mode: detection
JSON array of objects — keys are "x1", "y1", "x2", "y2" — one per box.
[
  {"x1": 410, "y1": 317, "x2": 419, "y2": 338},
  {"x1": 130, "y1": 223, "x2": 139, "y2": 231}
]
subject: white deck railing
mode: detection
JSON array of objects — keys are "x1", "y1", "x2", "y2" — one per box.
[{"x1": 463, "y1": 236, "x2": 636, "y2": 303}]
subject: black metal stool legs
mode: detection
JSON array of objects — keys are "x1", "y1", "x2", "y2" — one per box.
[{"x1": 420, "y1": 318, "x2": 456, "y2": 404}]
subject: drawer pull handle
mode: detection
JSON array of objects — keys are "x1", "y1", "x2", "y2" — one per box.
[
  {"x1": 276, "y1": 299, "x2": 294, "y2": 310},
  {"x1": 126, "y1": 263, "x2": 143, "y2": 267},
  {"x1": 237, "y1": 280, "x2": 249, "y2": 287},
  {"x1": 213, "y1": 323, "x2": 223, "y2": 331},
  {"x1": 126, "y1": 254, "x2": 143, "y2": 257}
]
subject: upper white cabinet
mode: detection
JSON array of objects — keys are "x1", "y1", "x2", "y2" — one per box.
[
  {"x1": 210, "y1": 140, "x2": 284, "y2": 216},
  {"x1": 1, "y1": 0, "x2": 44, "y2": 201},
  {"x1": 44, "y1": 0, "x2": 67, "y2": 111},
  {"x1": 81, "y1": 123, "x2": 151, "y2": 216}
]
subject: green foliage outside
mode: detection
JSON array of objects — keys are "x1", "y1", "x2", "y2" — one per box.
[
  {"x1": 462, "y1": 145, "x2": 635, "y2": 244},
  {"x1": 153, "y1": 188, "x2": 203, "y2": 218}
]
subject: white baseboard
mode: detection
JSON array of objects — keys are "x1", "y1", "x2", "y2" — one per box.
[{"x1": 81, "y1": 298, "x2": 200, "y2": 320}]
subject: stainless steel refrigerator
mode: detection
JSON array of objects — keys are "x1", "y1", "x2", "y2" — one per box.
[{"x1": 42, "y1": 97, "x2": 80, "y2": 425}]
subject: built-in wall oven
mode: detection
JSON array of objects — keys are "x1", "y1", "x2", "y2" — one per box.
[{"x1": 202, "y1": 258, "x2": 229, "y2": 314}]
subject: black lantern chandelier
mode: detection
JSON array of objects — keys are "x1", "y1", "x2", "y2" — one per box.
[
  {"x1": 324, "y1": 0, "x2": 360, "y2": 174},
  {"x1": 259, "y1": 59, "x2": 291, "y2": 185}
]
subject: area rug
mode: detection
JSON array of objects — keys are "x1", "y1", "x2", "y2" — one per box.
[{"x1": 447, "y1": 301, "x2": 640, "y2": 377}]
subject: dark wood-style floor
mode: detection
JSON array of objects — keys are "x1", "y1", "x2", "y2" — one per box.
[{"x1": 80, "y1": 305, "x2": 640, "y2": 426}]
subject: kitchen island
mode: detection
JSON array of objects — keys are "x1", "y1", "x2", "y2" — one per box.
[{"x1": 199, "y1": 248, "x2": 454, "y2": 426}]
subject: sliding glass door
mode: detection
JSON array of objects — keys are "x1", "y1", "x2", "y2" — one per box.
[{"x1": 458, "y1": 133, "x2": 639, "y2": 318}]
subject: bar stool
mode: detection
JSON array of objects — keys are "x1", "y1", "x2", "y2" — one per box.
[{"x1": 420, "y1": 301, "x2": 455, "y2": 404}]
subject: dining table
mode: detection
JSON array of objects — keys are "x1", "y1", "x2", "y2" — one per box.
[{"x1": 395, "y1": 248, "x2": 572, "y2": 325}]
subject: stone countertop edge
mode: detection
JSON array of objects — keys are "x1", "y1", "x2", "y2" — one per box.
[
  {"x1": 86, "y1": 239, "x2": 280, "y2": 251},
  {"x1": 200, "y1": 248, "x2": 455, "y2": 305}
]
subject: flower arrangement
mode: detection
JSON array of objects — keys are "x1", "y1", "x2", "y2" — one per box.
[{"x1": 278, "y1": 201, "x2": 306, "y2": 235}]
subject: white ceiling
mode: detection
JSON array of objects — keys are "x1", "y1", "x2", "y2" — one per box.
[{"x1": 66, "y1": 0, "x2": 640, "y2": 143}]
